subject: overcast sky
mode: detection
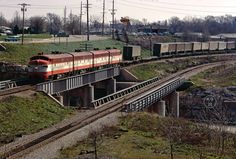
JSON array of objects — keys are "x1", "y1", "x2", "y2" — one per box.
[{"x1": 1, "y1": 0, "x2": 236, "y2": 23}]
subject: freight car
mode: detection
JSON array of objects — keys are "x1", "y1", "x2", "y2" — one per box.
[
  {"x1": 28, "y1": 49, "x2": 122, "y2": 80},
  {"x1": 153, "y1": 41, "x2": 236, "y2": 57}
]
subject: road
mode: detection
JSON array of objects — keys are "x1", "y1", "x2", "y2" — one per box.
[{"x1": 0, "y1": 35, "x2": 109, "y2": 44}]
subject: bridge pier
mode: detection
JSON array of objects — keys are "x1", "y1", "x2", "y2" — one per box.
[
  {"x1": 82, "y1": 84, "x2": 94, "y2": 107},
  {"x1": 169, "y1": 91, "x2": 180, "y2": 117},
  {"x1": 107, "y1": 78, "x2": 116, "y2": 94},
  {"x1": 157, "y1": 100, "x2": 166, "y2": 117},
  {"x1": 147, "y1": 100, "x2": 166, "y2": 117}
]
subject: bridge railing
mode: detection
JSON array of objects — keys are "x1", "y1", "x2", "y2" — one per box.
[
  {"x1": 92, "y1": 76, "x2": 160, "y2": 108},
  {"x1": 123, "y1": 78, "x2": 185, "y2": 112},
  {"x1": 0, "y1": 80, "x2": 17, "y2": 90},
  {"x1": 36, "y1": 67, "x2": 120, "y2": 95}
]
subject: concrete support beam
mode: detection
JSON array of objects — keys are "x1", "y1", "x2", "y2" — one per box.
[
  {"x1": 157, "y1": 100, "x2": 166, "y2": 117},
  {"x1": 84, "y1": 84, "x2": 94, "y2": 108},
  {"x1": 169, "y1": 91, "x2": 179, "y2": 118},
  {"x1": 107, "y1": 78, "x2": 116, "y2": 94}
]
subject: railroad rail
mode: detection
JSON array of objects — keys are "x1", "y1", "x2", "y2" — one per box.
[
  {"x1": 0, "y1": 85, "x2": 35, "y2": 97},
  {"x1": 1, "y1": 61, "x2": 229, "y2": 159}
]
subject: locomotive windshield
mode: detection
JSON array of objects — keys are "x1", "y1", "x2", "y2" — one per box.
[{"x1": 30, "y1": 56, "x2": 49, "y2": 61}]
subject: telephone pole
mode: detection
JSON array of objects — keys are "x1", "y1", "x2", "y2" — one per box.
[
  {"x1": 83, "y1": 0, "x2": 91, "y2": 41},
  {"x1": 102, "y1": 0, "x2": 105, "y2": 36},
  {"x1": 79, "y1": 1, "x2": 83, "y2": 35},
  {"x1": 110, "y1": 0, "x2": 116, "y2": 39},
  {"x1": 64, "y1": 6, "x2": 67, "y2": 32},
  {"x1": 18, "y1": 3, "x2": 30, "y2": 45}
]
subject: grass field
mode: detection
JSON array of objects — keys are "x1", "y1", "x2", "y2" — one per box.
[
  {"x1": 191, "y1": 65, "x2": 236, "y2": 87},
  {"x1": 24, "y1": 34, "x2": 52, "y2": 39},
  {"x1": 127, "y1": 58, "x2": 203, "y2": 81},
  {"x1": 0, "y1": 35, "x2": 7, "y2": 41},
  {"x1": 0, "y1": 93, "x2": 72, "y2": 146},
  {"x1": 59, "y1": 113, "x2": 236, "y2": 159}
]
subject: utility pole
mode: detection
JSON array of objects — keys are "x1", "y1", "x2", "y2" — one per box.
[
  {"x1": 110, "y1": 0, "x2": 116, "y2": 39},
  {"x1": 83, "y1": 0, "x2": 91, "y2": 41},
  {"x1": 18, "y1": 3, "x2": 30, "y2": 45},
  {"x1": 64, "y1": 6, "x2": 67, "y2": 32},
  {"x1": 102, "y1": 0, "x2": 105, "y2": 36},
  {"x1": 79, "y1": 1, "x2": 83, "y2": 35}
]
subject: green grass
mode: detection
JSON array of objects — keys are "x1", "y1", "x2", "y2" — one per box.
[
  {"x1": 24, "y1": 34, "x2": 52, "y2": 39},
  {"x1": 191, "y1": 65, "x2": 236, "y2": 87},
  {"x1": 128, "y1": 62, "x2": 176, "y2": 80},
  {"x1": 0, "y1": 35, "x2": 7, "y2": 41},
  {"x1": 0, "y1": 93, "x2": 72, "y2": 145},
  {"x1": 59, "y1": 113, "x2": 236, "y2": 159}
]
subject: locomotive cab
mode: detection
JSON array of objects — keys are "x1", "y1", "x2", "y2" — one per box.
[{"x1": 28, "y1": 56, "x2": 50, "y2": 80}]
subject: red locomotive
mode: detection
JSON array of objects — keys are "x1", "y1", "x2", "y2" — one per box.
[{"x1": 28, "y1": 49, "x2": 122, "y2": 80}]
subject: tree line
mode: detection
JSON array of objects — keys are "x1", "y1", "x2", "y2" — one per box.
[
  {"x1": 1, "y1": 11, "x2": 236, "y2": 35},
  {"x1": 0, "y1": 11, "x2": 105, "y2": 35}
]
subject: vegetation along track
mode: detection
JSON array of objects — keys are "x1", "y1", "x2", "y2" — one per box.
[{"x1": 1, "y1": 60, "x2": 234, "y2": 159}]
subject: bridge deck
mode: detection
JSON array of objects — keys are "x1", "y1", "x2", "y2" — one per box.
[{"x1": 36, "y1": 67, "x2": 120, "y2": 95}]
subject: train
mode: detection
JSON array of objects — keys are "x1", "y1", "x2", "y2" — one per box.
[
  {"x1": 28, "y1": 49, "x2": 122, "y2": 80},
  {"x1": 153, "y1": 41, "x2": 235, "y2": 57},
  {"x1": 28, "y1": 41, "x2": 236, "y2": 80}
]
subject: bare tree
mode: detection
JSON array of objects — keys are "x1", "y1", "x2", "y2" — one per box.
[
  {"x1": 88, "y1": 128, "x2": 104, "y2": 159},
  {"x1": 0, "y1": 12, "x2": 8, "y2": 26},
  {"x1": 67, "y1": 13, "x2": 80, "y2": 35},
  {"x1": 90, "y1": 15, "x2": 102, "y2": 33},
  {"x1": 46, "y1": 13, "x2": 62, "y2": 34},
  {"x1": 11, "y1": 11, "x2": 21, "y2": 28},
  {"x1": 30, "y1": 16, "x2": 46, "y2": 34}
]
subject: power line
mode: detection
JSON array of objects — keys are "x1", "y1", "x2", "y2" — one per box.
[
  {"x1": 118, "y1": 0, "x2": 236, "y2": 15},
  {"x1": 133, "y1": 0, "x2": 236, "y2": 8}
]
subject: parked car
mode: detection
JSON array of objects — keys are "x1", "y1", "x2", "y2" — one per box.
[
  {"x1": 57, "y1": 32, "x2": 69, "y2": 37},
  {"x1": 5, "y1": 35, "x2": 20, "y2": 42}
]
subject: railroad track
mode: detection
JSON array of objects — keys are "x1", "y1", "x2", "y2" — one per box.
[
  {"x1": 1, "y1": 61, "x2": 234, "y2": 159},
  {"x1": 0, "y1": 85, "x2": 35, "y2": 97},
  {"x1": 1, "y1": 53, "x2": 236, "y2": 98}
]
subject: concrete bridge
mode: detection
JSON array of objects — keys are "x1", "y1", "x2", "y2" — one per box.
[{"x1": 36, "y1": 66, "x2": 184, "y2": 117}]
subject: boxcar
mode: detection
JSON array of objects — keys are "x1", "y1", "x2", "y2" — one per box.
[
  {"x1": 168, "y1": 43, "x2": 177, "y2": 53},
  {"x1": 202, "y1": 42, "x2": 209, "y2": 51},
  {"x1": 192, "y1": 42, "x2": 202, "y2": 52},
  {"x1": 176, "y1": 42, "x2": 185, "y2": 52},
  {"x1": 218, "y1": 41, "x2": 226, "y2": 50},
  {"x1": 209, "y1": 41, "x2": 219, "y2": 51},
  {"x1": 123, "y1": 45, "x2": 141, "y2": 60},
  {"x1": 226, "y1": 41, "x2": 236, "y2": 50},
  {"x1": 153, "y1": 43, "x2": 169, "y2": 57},
  {"x1": 185, "y1": 42, "x2": 193, "y2": 52}
]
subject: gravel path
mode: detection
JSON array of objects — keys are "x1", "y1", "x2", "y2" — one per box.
[{"x1": 21, "y1": 112, "x2": 124, "y2": 159}]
